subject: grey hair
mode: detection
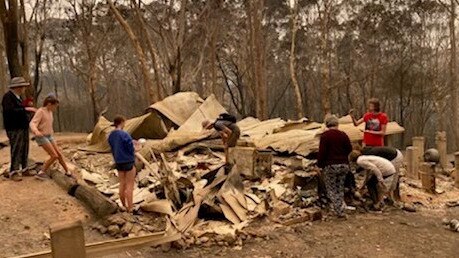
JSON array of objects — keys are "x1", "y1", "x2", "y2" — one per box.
[{"x1": 325, "y1": 115, "x2": 339, "y2": 128}]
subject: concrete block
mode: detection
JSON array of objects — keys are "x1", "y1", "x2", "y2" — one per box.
[{"x1": 228, "y1": 147, "x2": 272, "y2": 179}]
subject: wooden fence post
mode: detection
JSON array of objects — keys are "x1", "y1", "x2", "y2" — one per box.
[{"x1": 50, "y1": 221, "x2": 86, "y2": 258}]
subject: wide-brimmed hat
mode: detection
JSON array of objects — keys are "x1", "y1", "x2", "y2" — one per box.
[{"x1": 8, "y1": 77, "x2": 30, "y2": 88}]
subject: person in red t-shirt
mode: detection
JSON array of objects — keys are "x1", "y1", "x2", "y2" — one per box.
[{"x1": 349, "y1": 98, "x2": 388, "y2": 147}]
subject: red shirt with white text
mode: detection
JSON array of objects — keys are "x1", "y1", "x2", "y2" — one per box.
[{"x1": 363, "y1": 112, "x2": 388, "y2": 146}]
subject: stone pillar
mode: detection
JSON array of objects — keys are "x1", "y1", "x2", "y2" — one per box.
[
  {"x1": 412, "y1": 137, "x2": 425, "y2": 162},
  {"x1": 50, "y1": 221, "x2": 86, "y2": 258},
  {"x1": 419, "y1": 162, "x2": 436, "y2": 194},
  {"x1": 435, "y1": 131, "x2": 448, "y2": 170},
  {"x1": 412, "y1": 137, "x2": 425, "y2": 179},
  {"x1": 406, "y1": 146, "x2": 418, "y2": 179},
  {"x1": 455, "y1": 152, "x2": 459, "y2": 188}
]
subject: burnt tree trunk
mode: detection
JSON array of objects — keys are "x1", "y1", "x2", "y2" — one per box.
[
  {"x1": 247, "y1": 0, "x2": 267, "y2": 120},
  {"x1": 0, "y1": 0, "x2": 22, "y2": 78},
  {"x1": 320, "y1": 1, "x2": 332, "y2": 116},
  {"x1": 449, "y1": 0, "x2": 459, "y2": 149},
  {"x1": 0, "y1": 26, "x2": 7, "y2": 94},
  {"x1": 131, "y1": 0, "x2": 164, "y2": 100},
  {"x1": 18, "y1": 0, "x2": 29, "y2": 83},
  {"x1": 108, "y1": 0, "x2": 157, "y2": 103}
]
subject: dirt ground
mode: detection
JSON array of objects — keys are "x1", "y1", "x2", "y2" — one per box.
[
  {"x1": 145, "y1": 209, "x2": 459, "y2": 258},
  {"x1": 0, "y1": 177, "x2": 107, "y2": 257},
  {"x1": 0, "y1": 133, "x2": 458, "y2": 258},
  {"x1": 0, "y1": 133, "x2": 107, "y2": 258}
]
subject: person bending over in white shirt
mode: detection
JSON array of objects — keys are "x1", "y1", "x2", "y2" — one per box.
[{"x1": 350, "y1": 152, "x2": 397, "y2": 210}]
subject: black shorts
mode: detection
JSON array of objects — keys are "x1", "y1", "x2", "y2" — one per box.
[{"x1": 116, "y1": 162, "x2": 134, "y2": 171}]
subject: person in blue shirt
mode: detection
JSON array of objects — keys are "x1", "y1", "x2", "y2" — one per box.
[{"x1": 108, "y1": 116, "x2": 136, "y2": 213}]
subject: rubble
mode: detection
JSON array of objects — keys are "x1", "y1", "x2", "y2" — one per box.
[
  {"x1": 98, "y1": 212, "x2": 167, "y2": 238},
  {"x1": 71, "y1": 91, "x2": 415, "y2": 248},
  {"x1": 401, "y1": 203, "x2": 417, "y2": 213},
  {"x1": 121, "y1": 222, "x2": 134, "y2": 237},
  {"x1": 107, "y1": 225, "x2": 120, "y2": 237},
  {"x1": 442, "y1": 219, "x2": 459, "y2": 232},
  {"x1": 446, "y1": 200, "x2": 459, "y2": 208},
  {"x1": 107, "y1": 214, "x2": 126, "y2": 226},
  {"x1": 72, "y1": 140, "x2": 322, "y2": 247}
]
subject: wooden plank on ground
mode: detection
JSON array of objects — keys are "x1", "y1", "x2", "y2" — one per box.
[
  {"x1": 135, "y1": 152, "x2": 161, "y2": 181},
  {"x1": 221, "y1": 191, "x2": 247, "y2": 222},
  {"x1": 14, "y1": 231, "x2": 181, "y2": 258},
  {"x1": 85, "y1": 232, "x2": 181, "y2": 257},
  {"x1": 219, "y1": 202, "x2": 241, "y2": 225}
]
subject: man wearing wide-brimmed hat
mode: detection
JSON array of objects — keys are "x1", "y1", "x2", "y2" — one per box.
[{"x1": 2, "y1": 77, "x2": 37, "y2": 181}]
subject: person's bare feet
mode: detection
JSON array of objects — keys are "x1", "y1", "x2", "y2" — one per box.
[{"x1": 64, "y1": 171, "x2": 73, "y2": 177}]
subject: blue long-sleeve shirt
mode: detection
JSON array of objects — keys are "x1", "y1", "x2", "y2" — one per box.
[{"x1": 108, "y1": 129, "x2": 135, "y2": 164}]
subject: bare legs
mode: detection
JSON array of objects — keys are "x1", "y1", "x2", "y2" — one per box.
[
  {"x1": 125, "y1": 168, "x2": 136, "y2": 212},
  {"x1": 220, "y1": 132, "x2": 229, "y2": 164},
  {"x1": 38, "y1": 141, "x2": 69, "y2": 176},
  {"x1": 118, "y1": 167, "x2": 136, "y2": 212},
  {"x1": 39, "y1": 143, "x2": 59, "y2": 174},
  {"x1": 51, "y1": 141, "x2": 69, "y2": 174},
  {"x1": 118, "y1": 171, "x2": 127, "y2": 209}
]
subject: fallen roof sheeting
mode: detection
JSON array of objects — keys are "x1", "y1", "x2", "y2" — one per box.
[
  {"x1": 171, "y1": 94, "x2": 227, "y2": 135},
  {"x1": 238, "y1": 117, "x2": 286, "y2": 140},
  {"x1": 81, "y1": 92, "x2": 204, "y2": 153},
  {"x1": 254, "y1": 129, "x2": 321, "y2": 156},
  {"x1": 338, "y1": 115, "x2": 353, "y2": 124},
  {"x1": 139, "y1": 94, "x2": 227, "y2": 155},
  {"x1": 240, "y1": 115, "x2": 404, "y2": 155},
  {"x1": 81, "y1": 112, "x2": 168, "y2": 152},
  {"x1": 81, "y1": 92, "x2": 405, "y2": 155},
  {"x1": 274, "y1": 119, "x2": 322, "y2": 133},
  {"x1": 148, "y1": 92, "x2": 203, "y2": 126}
]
